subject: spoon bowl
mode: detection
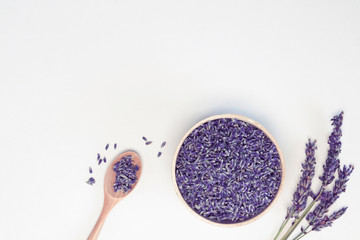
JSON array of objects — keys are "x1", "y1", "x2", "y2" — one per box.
[{"x1": 88, "y1": 151, "x2": 142, "y2": 240}]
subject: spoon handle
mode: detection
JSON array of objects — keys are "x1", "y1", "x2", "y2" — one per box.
[{"x1": 88, "y1": 195, "x2": 115, "y2": 240}]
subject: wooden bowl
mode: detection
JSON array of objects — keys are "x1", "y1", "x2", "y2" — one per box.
[{"x1": 172, "y1": 114, "x2": 285, "y2": 227}]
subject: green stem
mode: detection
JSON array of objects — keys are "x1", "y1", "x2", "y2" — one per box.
[
  {"x1": 292, "y1": 225, "x2": 310, "y2": 240},
  {"x1": 294, "y1": 231, "x2": 309, "y2": 240},
  {"x1": 292, "y1": 231, "x2": 303, "y2": 240},
  {"x1": 274, "y1": 218, "x2": 290, "y2": 240},
  {"x1": 280, "y1": 189, "x2": 323, "y2": 240}
]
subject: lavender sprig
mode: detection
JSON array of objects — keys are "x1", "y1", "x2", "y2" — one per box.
[
  {"x1": 274, "y1": 140, "x2": 317, "y2": 240},
  {"x1": 292, "y1": 207, "x2": 348, "y2": 240},
  {"x1": 312, "y1": 207, "x2": 347, "y2": 231},
  {"x1": 318, "y1": 111, "x2": 343, "y2": 188},
  {"x1": 306, "y1": 164, "x2": 354, "y2": 225},
  {"x1": 274, "y1": 112, "x2": 354, "y2": 240},
  {"x1": 286, "y1": 140, "x2": 317, "y2": 219}
]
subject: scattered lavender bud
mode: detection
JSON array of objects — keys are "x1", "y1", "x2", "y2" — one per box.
[
  {"x1": 86, "y1": 177, "x2": 96, "y2": 185},
  {"x1": 103, "y1": 157, "x2": 107, "y2": 163},
  {"x1": 105, "y1": 144, "x2": 109, "y2": 150},
  {"x1": 142, "y1": 136, "x2": 147, "y2": 141},
  {"x1": 175, "y1": 118, "x2": 282, "y2": 224},
  {"x1": 97, "y1": 153, "x2": 100, "y2": 160},
  {"x1": 98, "y1": 159, "x2": 102, "y2": 165},
  {"x1": 89, "y1": 166, "x2": 93, "y2": 174},
  {"x1": 114, "y1": 143, "x2": 117, "y2": 149},
  {"x1": 157, "y1": 152, "x2": 162, "y2": 157},
  {"x1": 145, "y1": 141, "x2": 152, "y2": 145},
  {"x1": 112, "y1": 155, "x2": 139, "y2": 193},
  {"x1": 161, "y1": 141, "x2": 166, "y2": 148}
]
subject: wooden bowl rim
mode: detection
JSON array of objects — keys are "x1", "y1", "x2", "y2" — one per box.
[{"x1": 172, "y1": 114, "x2": 285, "y2": 227}]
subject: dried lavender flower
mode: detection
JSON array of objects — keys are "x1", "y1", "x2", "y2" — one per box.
[
  {"x1": 311, "y1": 207, "x2": 347, "y2": 232},
  {"x1": 114, "y1": 143, "x2": 117, "y2": 149},
  {"x1": 286, "y1": 140, "x2": 317, "y2": 219},
  {"x1": 175, "y1": 118, "x2": 282, "y2": 224},
  {"x1": 142, "y1": 136, "x2": 147, "y2": 141},
  {"x1": 98, "y1": 158, "x2": 102, "y2": 165},
  {"x1": 103, "y1": 157, "x2": 107, "y2": 163},
  {"x1": 113, "y1": 155, "x2": 139, "y2": 193},
  {"x1": 89, "y1": 166, "x2": 93, "y2": 174},
  {"x1": 105, "y1": 144, "x2": 109, "y2": 150},
  {"x1": 307, "y1": 164, "x2": 354, "y2": 224},
  {"x1": 161, "y1": 141, "x2": 166, "y2": 148},
  {"x1": 145, "y1": 141, "x2": 152, "y2": 145},
  {"x1": 97, "y1": 153, "x2": 100, "y2": 160},
  {"x1": 157, "y1": 152, "x2": 162, "y2": 157},
  {"x1": 274, "y1": 111, "x2": 354, "y2": 240},
  {"x1": 86, "y1": 177, "x2": 96, "y2": 185},
  {"x1": 319, "y1": 111, "x2": 343, "y2": 188}
]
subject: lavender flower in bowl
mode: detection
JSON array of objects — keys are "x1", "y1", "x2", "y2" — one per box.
[{"x1": 172, "y1": 114, "x2": 285, "y2": 226}]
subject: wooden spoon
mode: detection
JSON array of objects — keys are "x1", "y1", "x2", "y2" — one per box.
[{"x1": 88, "y1": 151, "x2": 142, "y2": 240}]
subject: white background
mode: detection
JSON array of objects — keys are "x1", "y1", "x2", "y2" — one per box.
[{"x1": 0, "y1": 1, "x2": 359, "y2": 239}]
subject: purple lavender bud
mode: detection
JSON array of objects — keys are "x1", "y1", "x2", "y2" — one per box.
[
  {"x1": 175, "y1": 118, "x2": 282, "y2": 223},
  {"x1": 319, "y1": 112, "x2": 343, "y2": 188},
  {"x1": 98, "y1": 159, "x2": 102, "y2": 165},
  {"x1": 311, "y1": 207, "x2": 348, "y2": 231},
  {"x1": 142, "y1": 136, "x2": 147, "y2": 141},
  {"x1": 89, "y1": 166, "x2": 93, "y2": 174},
  {"x1": 277, "y1": 111, "x2": 354, "y2": 239},
  {"x1": 145, "y1": 141, "x2": 152, "y2": 145},
  {"x1": 286, "y1": 139, "x2": 317, "y2": 219},
  {"x1": 105, "y1": 144, "x2": 109, "y2": 150},
  {"x1": 86, "y1": 177, "x2": 96, "y2": 185},
  {"x1": 112, "y1": 155, "x2": 139, "y2": 193},
  {"x1": 114, "y1": 143, "x2": 117, "y2": 149},
  {"x1": 161, "y1": 141, "x2": 166, "y2": 148},
  {"x1": 329, "y1": 207, "x2": 347, "y2": 221},
  {"x1": 157, "y1": 152, "x2": 162, "y2": 157},
  {"x1": 103, "y1": 157, "x2": 107, "y2": 163},
  {"x1": 333, "y1": 165, "x2": 354, "y2": 196},
  {"x1": 307, "y1": 165, "x2": 354, "y2": 224},
  {"x1": 97, "y1": 153, "x2": 100, "y2": 160}
]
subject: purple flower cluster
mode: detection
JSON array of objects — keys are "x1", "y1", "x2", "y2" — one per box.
[
  {"x1": 175, "y1": 118, "x2": 282, "y2": 223},
  {"x1": 305, "y1": 112, "x2": 354, "y2": 231},
  {"x1": 311, "y1": 207, "x2": 347, "y2": 231},
  {"x1": 286, "y1": 140, "x2": 317, "y2": 219},
  {"x1": 275, "y1": 112, "x2": 354, "y2": 240},
  {"x1": 319, "y1": 112, "x2": 343, "y2": 188},
  {"x1": 113, "y1": 155, "x2": 140, "y2": 193},
  {"x1": 307, "y1": 165, "x2": 354, "y2": 228}
]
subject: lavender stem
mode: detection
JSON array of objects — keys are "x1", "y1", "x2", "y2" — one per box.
[
  {"x1": 293, "y1": 232, "x2": 308, "y2": 240},
  {"x1": 274, "y1": 218, "x2": 290, "y2": 240},
  {"x1": 292, "y1": 226, "x2": 310, "y2": 240},
  {"x1": 297, "y1": 235, "x2": 307, "y2": 240},
  {"x1": 280, "y1": 189, "x2": 323, "y2": 240}
]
